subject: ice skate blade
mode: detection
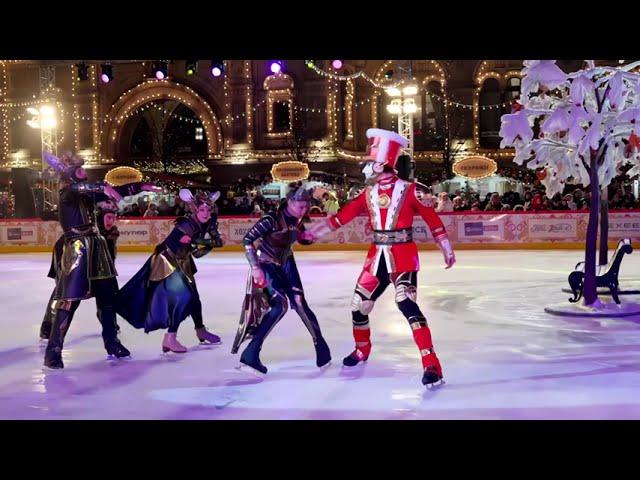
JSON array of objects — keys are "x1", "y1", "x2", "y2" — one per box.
[
  {"x1": 42, "y1": 364, "x2": 64, "y2": 371},
  {"x1": 341, "y1": 360, "x2": 367, "y2": 369},
  {"x1": 236, "y1": 363, "x2": 266, "y2": 378},
  {"x1": 107, "y1": 354, "x2": 132, "y2": 361},
  {"x1": 317, "y1": 361, "x2": 332, "y2": 371},
  {"x1": 198, "y1": 340, "x2": 222, "y2": 346},
  {"x1": 425, "y1": 379, "x2": 446, "y2": 390}
]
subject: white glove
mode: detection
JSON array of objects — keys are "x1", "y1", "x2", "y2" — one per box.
[
  {"x1": 437, "y1": 237, "x2": 456, "y2": 269},
  {"x1": 307, "y1": 219, "x2": 334, "y2": 241}
]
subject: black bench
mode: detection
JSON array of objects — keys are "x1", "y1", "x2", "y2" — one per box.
[{"x1": 568, "y1": 238, "x2": 633, "y2": 304}]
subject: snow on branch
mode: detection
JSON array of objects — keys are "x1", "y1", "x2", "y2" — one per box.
[{"x1": 500, "y1": 60, "x2": 640, "y2": 197}]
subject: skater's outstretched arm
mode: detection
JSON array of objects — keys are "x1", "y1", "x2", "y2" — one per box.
[
  {"x1": 306, "y1": 189, "x2": 368, "y2": 240},
  {"x1": 71, "y1": 181, "x2": 160, "y2": 203},
  {"x1": 411, "y1": 183, "x2": 456, "y2": 269}
]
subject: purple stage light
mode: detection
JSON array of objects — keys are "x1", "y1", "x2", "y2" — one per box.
[
  {"x1": 332, "y1": 60, "x2": 343, "y2": 70},
  {"x1": 270, "y1": 61, "x2": 282, "y2": 74},
  {"x1": 211, "y1": 67, "x2": 222, "y2": 77}
]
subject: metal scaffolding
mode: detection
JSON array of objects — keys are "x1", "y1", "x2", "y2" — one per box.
[
  {"x1": 387, "y1": 61, "x2": 416, "y2": 179},
  {"x1": 39, "y1": 64, "x2": 59, "y2": 213}
]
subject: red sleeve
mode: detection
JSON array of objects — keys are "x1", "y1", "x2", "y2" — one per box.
[
  {"x1": 411, "y1": 184, "x2": 447, "y2": 241},
  {"x1": 329, "y1": 189, "x2": 368, "y2": 229}
]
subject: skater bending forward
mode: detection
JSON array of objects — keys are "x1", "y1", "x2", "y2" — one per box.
[
  {"x1": 116, "y1": 189, "x2": 224, "y2": 353},
  {"x1": 235, "y1": 186, "x2": 331, "y2": 376}
]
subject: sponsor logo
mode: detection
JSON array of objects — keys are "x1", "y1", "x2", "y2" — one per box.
[
  {"x1": 464, "y1": 222, "x2": 484, "y2": 236},
  {"x1": 531, "y1": 223, "x2": 574, "y2": 233},
  {"x1": 7, "y1": 228, "x2": 21, "y2": 240},
  {"x1": 119, "y1": 230, "x2": 149, "y2": 236},
  {"x1": 609, "y1": 222, "x2": 640, "y2": 231},
  {"x1": 6, "y1": 228, "x2": 34, "y2": 240}
]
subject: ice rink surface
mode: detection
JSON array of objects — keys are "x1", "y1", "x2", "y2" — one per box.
[{"x1": 1, "y1": 249, "x2": 640, "y2": 419}]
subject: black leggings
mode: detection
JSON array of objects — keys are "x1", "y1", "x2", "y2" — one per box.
[{"x1": 247, "y1": 257, "x2": 323, "y2": 348}]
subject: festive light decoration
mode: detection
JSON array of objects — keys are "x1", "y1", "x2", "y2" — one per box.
[
  {"x1": 100, "y1": 63, "x2": 113, "y2": 83},
  {"x1": 153, "y1": 60, "x2": 168, "y2": 80},
  {"x1": 264, "y1": 73, "x2": 294, "y2": 137},
  {"x1": 91, "y1": 64, "x2": 100, "y2": 159},
  {"x1": 104, "y1": 79, "x2": 223, "y2": 158},
  {"x1": 186, "y1": 60, "x2": 198, "y2": 76},
  {"x1": 244, "y1": 60, "x2": 254, "y2": 146},
  {"x1": 133, "y1": 158, "x2": 209, "y2": 174},
  {"x1": 76, "y1": 62, "x2": 88, "y2": 82},
  {"x1": 270, "y1": 61, "x2": 283, "y2": 74},
  {"x1": 211, "y1": 60, "x2": 223, "y2": 78},
  {"x1": 223, "y1": 61, "x2": 230, "y2": 148},
  {"x1": 0, "y1": 61, "x2": 8, "y2": 163},
  {"x1": 473, "y1": 61, "x2": 523, "y2": 148},
  {"x1": 71, "y1": 65, "x2": 79, "y2": 150},
  {"x1": 345, "y1": 79, "x2": 354, "y2": 139},
  {"x1": 332, "y1": 60, "x2": 343, "y2": 70}
]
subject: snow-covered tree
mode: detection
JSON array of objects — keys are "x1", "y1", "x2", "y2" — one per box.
[{"x1": 500, "y1": 60, "x2": 640, "y2": 307}]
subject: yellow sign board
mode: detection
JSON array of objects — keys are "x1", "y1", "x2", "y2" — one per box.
[
  {"x1": 452, "y1": 156, "x2": 497, "y2": 179},
  {"x1": 105, "y1": 166, "x2": 143, "y2": 186},
  {"x1": 271, "y1": 161, "x2": 310, "y2": 182}
]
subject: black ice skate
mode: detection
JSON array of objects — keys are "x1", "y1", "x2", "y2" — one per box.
[
  {"x1": 422, "y1": 366, "x2": 445, "y2": 388},
  {"x1": 342, "y1": 349, "x2": 368, "y2": 368},
  {"x1": 315, "y1": 337, "x2": 331, "y2": 369},
  {"x1": 44, "y1": 346, "x2": 64, "y2": 369},
  {"x1": 238, "y1": 343, "x2": 267, "y2": 376},
  {"x1": 105, "y1": 339, "x2": 131, "y2": 358}
]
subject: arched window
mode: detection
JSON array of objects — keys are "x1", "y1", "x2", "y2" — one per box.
[
  {"x1": 415, "y1": 81, "x2": 445, "y2": 150},
  {"x1": 479, "y1": 78, "x2": 501, "y2": 148},
  {"x1": 263, "y1": 73, "x2": 294, "y2": 138},
  {"x1": 504, "y1": 77, "x2": 521, "y2": 103}
]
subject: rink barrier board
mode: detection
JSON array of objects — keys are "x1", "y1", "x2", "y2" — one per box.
[
  {"x1": 1, "y1": 211, "x2": 639, "y2": 253},
  {"x1": 0, "y1": 241, "x2": 627, "y2": 254}
]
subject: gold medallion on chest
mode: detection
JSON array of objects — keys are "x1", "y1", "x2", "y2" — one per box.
[{"x1": 377, "y1": 194, "x2": 391, "y2": 208}]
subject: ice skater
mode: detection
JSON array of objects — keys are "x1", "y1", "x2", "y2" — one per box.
[
  {"x1": 116, "y1": 189, "x2": 223, "y2": 353},
  {"x1": 307, "y1": 129, "x2": 456, "y2": 387},
  {"x1": 42, "y1": 151, "x2": 161, "y2": 369},
  {"x1": 233, "y1": 185, "x2": 331, "y2": 376}
]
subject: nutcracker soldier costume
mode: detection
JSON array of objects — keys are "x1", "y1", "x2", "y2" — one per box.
[
  {"x1": 116, "y1": 189, "x2": 223, "y2": 353},
  {"x1": 308, "y1": 129, "x2": 456, "y2": 387},
  {"x1": 42, "y1": 152, "x2": 160, "y2": 369},
  {"x1": 232, "y1": 186, "x2": 331, "y2": 376}
]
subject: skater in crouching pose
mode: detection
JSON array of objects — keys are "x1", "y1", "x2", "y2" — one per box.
[{"x1": 233, "y1": 186, "x2": 331, "y2": 376}]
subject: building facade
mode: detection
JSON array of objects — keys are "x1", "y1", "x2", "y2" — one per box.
[{"x1": 0, "y1": 59, "x2": 614, "y2": 186}]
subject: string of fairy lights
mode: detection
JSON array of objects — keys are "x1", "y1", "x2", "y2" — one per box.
[
  {"x1": 306, "y1": 61, "x2": 514, "y2": 110},
  {"x1": 0, "y1": 61, "x2": 523, "y2": 167}
]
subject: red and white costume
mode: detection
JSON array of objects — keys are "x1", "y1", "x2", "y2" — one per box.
[{"x1": 311, "y1": 128, "x2": 454, "y2": 385}]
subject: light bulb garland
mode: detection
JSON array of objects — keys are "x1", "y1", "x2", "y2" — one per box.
[
  {"x1": 244, "y1": 60, "x2": 253, "y2": 146},
  {"x1": 133, "y1": 158, "x2": 209, "y2": 175},
  {"x1": 223, "y1": 61, "x2": 230, "y2": 149},
  {"x1": 103, "y1": 79, "x2": 222, "y2": 158}
]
